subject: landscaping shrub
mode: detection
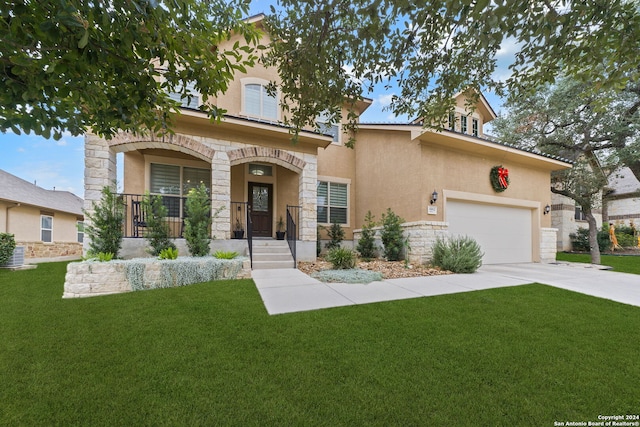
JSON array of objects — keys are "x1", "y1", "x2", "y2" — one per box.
[
  {"x1": 213, "y1": 250, "x2": 239, "y2": 259},
  {"x1": 159, "y1": 247, "x2": 179, "y2": 260},
  {"x1": 142, "y1": 193, "x2": 176, "y2": 256},
  {"x1": 325, "y1": 221, "x2": 344, "y2": 250},
  {"x1": 83, "y1": 185, "x2": 125, "y2": 257},
  {"x1": 317, "y1": 226, "x2": 322, "y2": 257},
  {"x1": 380, "y1": 208, "x2": 404, "y2": 261},
  {"x1": 326, "y1": 247, "x2": 356, "y2": 269},
  {"x1": 0, "y1": 233, "x2": 16, "y2": 265},
  {"x1": 432, "y1": 235, "x2": 483, "y2": 274},
  {"x1": 356, "y1": 210, "x2": 377, "y2": 260},
  {"x1": 183, "y1": 183, "x2": 214, "y2": 257},
  {"x1": 570, "y1": 226, "x2": 628, "y2": 252}
]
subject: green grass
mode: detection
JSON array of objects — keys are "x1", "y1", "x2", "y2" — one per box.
[
  {"x1": 2, "y1": 262, "x2": 640, "y2": 426},
  {"x1": 557, "y1": 252, "x2": 640, "y2": 274}
]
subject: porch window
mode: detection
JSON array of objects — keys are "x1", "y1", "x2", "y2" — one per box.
[
  {"x1": 150, "y1": 163, "x2": 211, "y2": 217},
  {"x1": 41, "y1": 215, "x2": 53, "y2": 243},
  {"x1": 472, "y1": 118, "x2": 479, "y2": 136},
  {"x1": 461, "y1": 115, "x2": 468, "y2": 134},
  {"x1": 244, "y1": 83, "x2": 278, "y2": 120},
  {"x1": 317, "y1": 181, "x2": 348, "y2": 225}
]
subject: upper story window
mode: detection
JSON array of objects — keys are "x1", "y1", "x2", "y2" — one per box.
[
  {"x1": 242, "y1": 78, "x2": 278, "y2": 120},
  {"x1": 167, "y1": 80, "x2": 200, "y2": 109},
  {"x1": 461, "y1": 116, "x2": 468, "y2": 134},
  {"x1": 41, "y1": 215, "x2": 53, "y2": 243},
  {"x1": 472, "y1": 118, "x2": 479, "y2": 137},
  {"x1": 316, "y1": 111, "x2": 340, "y2": 144},
  {"x1": 574, "y1": 206, "x2": 587, "y2": 221},
  {"x1": 448, "y1": 112, "x2": 456, "y2": 131}
]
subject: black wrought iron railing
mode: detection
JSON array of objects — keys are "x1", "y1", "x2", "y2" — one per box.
[
  {"x1": 246, "y1": 205, "x2": 253, "y2": 268},
  {"x1": 286, "y1": 205, "x2": 300, "y2": 267}
]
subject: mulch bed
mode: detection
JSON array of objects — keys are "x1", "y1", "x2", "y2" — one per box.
[{"x1": 297, "y1": 259, "x2": 452, "y2": 279}]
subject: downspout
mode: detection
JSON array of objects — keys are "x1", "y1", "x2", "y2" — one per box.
[{"x1": 5, "y1": 203, "x2": 20, "y2": 234}]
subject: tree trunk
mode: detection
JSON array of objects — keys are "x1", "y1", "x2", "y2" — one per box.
[{"x1": 585, "y1": 212, "x2": 601, "y2": 265}]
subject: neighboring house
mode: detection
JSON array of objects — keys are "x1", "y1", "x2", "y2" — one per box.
[
  {"x1": 83, "y1": 14, "x2": 571, "y2": 265},
  {"x1": 0, "y1": 169, "x2": 84, "y2": 262},
  {"x1": 605, "y1": 167, "x2": 640, "y2": 226},
  {"x1": 551, "y1": 193, "x2": 603, "y2": 251}
]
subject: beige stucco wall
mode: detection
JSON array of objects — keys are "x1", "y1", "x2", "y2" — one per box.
[{"x1": 1, "y1": 202, "x2": 81, "y2": 243}]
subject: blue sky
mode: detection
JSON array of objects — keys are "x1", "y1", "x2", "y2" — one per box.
[{"x1": 0, "y1": 2, "x2": 515, "y2": 198}]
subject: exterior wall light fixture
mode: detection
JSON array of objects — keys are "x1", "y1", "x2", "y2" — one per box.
[
  {"x1": 430, "y1": 190, "x2": 438, "y2": 205},
  {"x1": 544, "y1": 204, "x2": 551, "y2": 215}
]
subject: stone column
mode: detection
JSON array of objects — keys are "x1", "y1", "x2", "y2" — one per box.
[
  {"x1": 540, "y1": 227, "x2": 558, "y2": 263},
  {"x1": 211, "y1": 150, "x2": 231, "y2": 239},
  {"x1": 299, "y1": 154, "x2": 318, "y2": 242},
  {"x1": 83, "y1": 134, "x2": 117, "y2": 253}
]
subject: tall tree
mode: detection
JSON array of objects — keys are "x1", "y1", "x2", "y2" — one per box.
[
  {"x1": 1, "y1": 0, "x2": 260, "y2": 140},
  {"x1": 491, "y1": 78, "x2": 640, "y2": 264},
  {"x1": 265, "y1": 0, "x2": 640, "y2": 142}
]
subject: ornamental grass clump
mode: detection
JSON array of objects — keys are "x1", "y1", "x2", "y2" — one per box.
[
  {"x1": 432, "y1": 236, "x2": 483, "y2": 274},
  {"x1": 213, "y1": 250, "x2": 238, "y2": 259},
  {"x1": 326, "y1": 247, "x2": 356, "y2": 269}
]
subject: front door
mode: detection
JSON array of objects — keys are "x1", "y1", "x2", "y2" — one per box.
[{"x1": 249, "y1": 182, "x2": 273, "y2": 237}]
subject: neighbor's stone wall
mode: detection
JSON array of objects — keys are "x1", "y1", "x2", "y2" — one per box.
[
  {"x1": 18, "y1": 241, "x2": 82, "y2": 260},
  {"x1": 353, "y1": 221, "x2": 449, "y2": 265},
  {"x1": 540, "y1": 228, "x2": 558, "y2": 263},
  {"x1": 63, "y1": 257, "x2": 251, "y2": 298}
]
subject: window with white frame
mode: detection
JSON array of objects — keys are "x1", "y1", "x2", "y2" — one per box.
[
  {"x1": 243, "y1": 81, "x2": 278, "y2": 120},
  {"x1": 316, "y1": 111, "x2": 340, "y2": 143},
  {"x1": 448, "y1": 112, "x2": 456, "y2": 131},
  {"x1": 77, "y1": 221, "x2": 84, "y2": 243},
  {"x1": 574, "y1": 206, "x2": 587, "y2": 221},
  {"x1": 167, "y1": 80, "x2": 200, "y2": 109},
  {"x1": 41, "y1": 215, "x2": 53, "y2": 242},
  {"x1": 150, "y1": 163, "x2": 211, "y2": 217},
  {"x1": 461, "y1": 115, "x2": 468, "y2": 134},
  {"x1": 472, "y1": 118, "x2": 479, "y2": 136},
  {"x1": 317, "y1": 181, "x2": 348, "y2": 225}
]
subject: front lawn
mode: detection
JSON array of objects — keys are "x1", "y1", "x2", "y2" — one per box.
[
  {"x1": 557, "y1": 252, "x2": 640, "y2": 274},
  {"x1": 1, "y1": 262, "x2": 639, "y2": 426}
]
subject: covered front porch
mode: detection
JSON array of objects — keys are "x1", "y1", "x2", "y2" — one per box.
[{"x1": 83, "y1": 116, "x2": 330, "y2": 263}]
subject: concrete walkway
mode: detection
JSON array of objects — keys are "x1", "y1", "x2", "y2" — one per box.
[{"x1": 251, "y1": 262, "x2": 640, "y2": 315}]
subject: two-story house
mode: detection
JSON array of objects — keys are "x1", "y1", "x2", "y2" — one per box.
[{"x1": 83, "y1": 14, "x2": 571, "y2": 266}]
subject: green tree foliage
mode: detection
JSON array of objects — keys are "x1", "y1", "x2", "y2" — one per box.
[
  {"x1": 142, "y1": 193, "x2": 176, "y2": 257},
  {"x1": 492, "y1": 78, "x2": 640, "y2": 264},
  {"x1": 265, "y1": 1, "x2": 640, "y2": 143},
  {"x1": 0, "y1": 0, "x2": 260, "y2": 140},
  {"x1": 356, "y1": 210, "x2": 377, "y2": 260},
  {"x1": 84, "y1": 185, "x2": 124, "y2": 257},
  {"x1": 183, "y1": 184, "x2": 213, "y2": 257},
  {"x1": 380, "y1": 208, "x2": 404, "y2": 261},
  {"x1": 325, "y1": 221, "x2": 344, "y2": 250},
  {"x1": 0, "y1": 233, "x2": 16, "y2": 265}
]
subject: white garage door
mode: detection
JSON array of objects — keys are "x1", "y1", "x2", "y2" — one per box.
[{"x1": 447, "y1": 201, "x2": 532, "y2": 264}]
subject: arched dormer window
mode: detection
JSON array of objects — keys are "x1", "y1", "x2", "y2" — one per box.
[{"x1": 241, "y1": 78, "x2": 278, "y2": 120}]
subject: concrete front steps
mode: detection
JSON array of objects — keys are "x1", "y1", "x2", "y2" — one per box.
[{"x1": 251, "y1": 239, "x2": 295, "y2": 269}]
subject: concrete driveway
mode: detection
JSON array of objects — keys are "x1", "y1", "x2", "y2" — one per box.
[{"x1": 252, "y1": 262, "x2": 640, "y2": 315}]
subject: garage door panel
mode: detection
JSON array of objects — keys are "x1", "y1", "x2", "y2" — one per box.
[{"x1": 447, "y1": 201, "x2": 532, "y2": 264}]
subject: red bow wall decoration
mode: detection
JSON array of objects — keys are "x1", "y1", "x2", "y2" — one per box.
[{"x1": 490, "y1": 165, "x2": 510, "y2": 192}]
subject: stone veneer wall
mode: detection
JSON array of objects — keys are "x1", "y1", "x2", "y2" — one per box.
[
  {"x1": 63, "y1": 257, "x2": 251, "y2": 298},
  {"x1": 540, "y1": 228, "x2": 558, "y2": 263},
  {"x1": 353, "y1": 221, "x2": 449, "y2": 265},
  {"x1": 18, "y1": 241, "x2": 82, "y2": 260}
]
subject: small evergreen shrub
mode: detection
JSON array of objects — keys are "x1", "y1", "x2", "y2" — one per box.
[
  {"x1": 0, "y1": 233, "x2": 17, "y2": 265},
  {"x1": 183, "y1": 183, "x2": 214, "y2": 257},
  {"x1": 569, "y1": 227, "x2": 610, "y2": 252},
  {"x1": 356, "y1": 211, "x2": 377, "y2": 260},
  {"x1": 143, "y1": 193, "x2": 176, "y2": 256},
  {"x1": 84, "y1": 185, "x2": 125, "y2": 257},
  {"x1": 432, "y1": 236, "x2": 483, "y2": 274},
  {"x1": 325, "y1": 221, "x2": 344, "y2": 250},
  {"x1": 213, "y1": 250, "x2": 238, "y2": 259},
  {"x1": 380, "y1": 208, "x2": 405, "y2": 261},
  {"x1": 316, "y1": 226, "x2": 322, "y2": 257},
  {"x1": 158, "y1": 247, "x2": 179, "y2": 260},
  {"x1": 326, "y1": 247, "x2": 356, "y2": 269}
]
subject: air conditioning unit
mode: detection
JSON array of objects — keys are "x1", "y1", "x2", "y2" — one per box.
[{"x1": 2, "y1": 246, "x2": 25, "y2": 268}]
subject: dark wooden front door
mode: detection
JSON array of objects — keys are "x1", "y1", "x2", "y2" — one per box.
[{"x1": 249, "y1": 182, "x2": 272, "y2": 237}]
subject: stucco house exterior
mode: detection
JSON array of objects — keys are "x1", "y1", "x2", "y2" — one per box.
[
  {"x1": 0, "y1": 169, "x2": 84, "y2": 262},
  {"x1": 605, "y1": 167, "x2": 640, "y2": 226},
  {"x1": 83, "y1": 15, "x2": 571, "y2": 266}
]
